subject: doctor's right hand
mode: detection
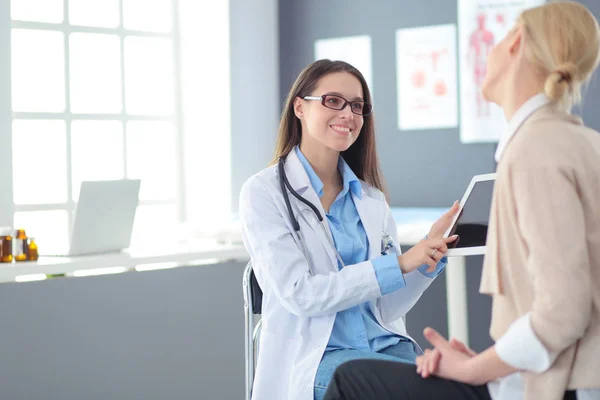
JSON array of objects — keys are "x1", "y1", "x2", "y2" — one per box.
[{"x1": 396, "y1": 235, "x2": 458, "y2": 274}]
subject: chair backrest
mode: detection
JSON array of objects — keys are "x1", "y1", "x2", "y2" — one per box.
[
  {"x1": 250, "y1": 268, "x2": 263, "y2": 315},
  {"x1": 243, "y1": 261, "x2": 263, "y2": 400}
]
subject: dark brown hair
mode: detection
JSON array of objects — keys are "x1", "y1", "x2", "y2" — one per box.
[{"x1": 270, "y1": 59, "x2": 386, "y2": 194}]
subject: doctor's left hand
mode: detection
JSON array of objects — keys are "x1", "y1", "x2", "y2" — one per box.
[{"x1": 428, "y1": 201, "x2": 459, "y2": 239}]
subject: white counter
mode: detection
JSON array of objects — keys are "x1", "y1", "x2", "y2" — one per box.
[
  {"x1": 0, "y1": 240, "x2": 249, "y2": 283},
  {"x1": 0, "y1": 208, "x2": 435, "y2": 284},
  {"x1": 0, "y1": 208, "x2": 471, "y2": 345}
]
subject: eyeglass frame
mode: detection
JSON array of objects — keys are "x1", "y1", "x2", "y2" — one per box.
[{"x1": 302, "y1": 94, "x2": 373, "y2": 116}]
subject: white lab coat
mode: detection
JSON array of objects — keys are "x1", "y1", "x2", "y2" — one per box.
[{"x1": 239, "y1": 150, "x2": 438, "y2": 400}]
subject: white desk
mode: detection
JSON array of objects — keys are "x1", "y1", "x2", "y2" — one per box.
[
  {"x1": 1, "y1": 211, "x2": 470, "y2": 345},
  {"x1": 391, "y1": 207, "x2": 470, "y2": 346},
  {"x1": 0, "y1": 240, "x2": 249, "y2": 283}
]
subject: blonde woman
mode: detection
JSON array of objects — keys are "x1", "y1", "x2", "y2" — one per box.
[{"x1": 323, "y1": 2, "x2": 600, "y2": 400}]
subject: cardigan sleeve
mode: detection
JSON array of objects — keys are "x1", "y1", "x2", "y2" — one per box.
[{"x1": 508, "y1": 134, "x2": 591, "y2": 357}]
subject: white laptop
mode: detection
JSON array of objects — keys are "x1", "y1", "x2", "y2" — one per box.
[
  {"x1": 444, "y1": 173, "x2": 496, "y2": 256},
  {"x1": 45, "y1": 179, "x2": 141, "y2": 257}
]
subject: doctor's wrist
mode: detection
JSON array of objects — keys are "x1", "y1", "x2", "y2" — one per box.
[{"x1": 397, "y1": 255, "x2": 407, "y2": 274}]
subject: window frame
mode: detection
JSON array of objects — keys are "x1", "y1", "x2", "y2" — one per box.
[{"x1": 4, "y1": 0, "x2": 186, "y2": 241}]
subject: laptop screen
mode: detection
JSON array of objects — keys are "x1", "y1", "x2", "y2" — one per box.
[{"x1": 447, "y1": 179, "x2": 495, "y2": 249}]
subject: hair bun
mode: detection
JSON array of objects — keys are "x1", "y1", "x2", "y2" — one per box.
[
  {"x1": 555, "y1": 62, "x2": 578, "y2": 83},
  {"x1": 544, "y1": 62, "x2": 578, "y2": 101}
]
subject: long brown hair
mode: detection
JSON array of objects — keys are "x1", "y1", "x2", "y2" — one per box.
[{"x1": 270, "y1": 59, "x2": 386, "y2": 194}]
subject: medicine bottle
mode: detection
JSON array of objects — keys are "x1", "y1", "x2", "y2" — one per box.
[
  {"x1": 0, "y1": 227, "x2": 12, "y2": 263},
  {"x1": 14, "y1": 229, "x2": 29, "y2": 262},
  {"x1": 28, "y1": 238, "x2": 39, "y2": 261}
]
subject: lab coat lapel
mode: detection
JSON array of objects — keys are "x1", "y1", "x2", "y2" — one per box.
[
  {"x1": 284, "y1": 150, "x2": 337, "y2": 268},
  {"x1": 353, "y1": 187, "x2": 381, "y2": 260}
]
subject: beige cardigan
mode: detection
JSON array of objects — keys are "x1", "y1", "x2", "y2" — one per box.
[{"x1": 480, "y1": 105, "x2": 600, "y2": 400}]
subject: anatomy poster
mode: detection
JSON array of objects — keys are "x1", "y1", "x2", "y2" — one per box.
[
  {"x1": 458, "y1": 0, "x2": 545, "y2": 143},
  {"x1": 396, "y1": 24, "x2": 458, "y2": 131},
  {"x1": 315, "y1": 35, "x2": 373, "y2": 93}
]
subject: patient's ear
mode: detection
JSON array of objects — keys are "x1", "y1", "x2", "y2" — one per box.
[{"x1": 508, "y1": 25, "x2": 523, "y2": 56}]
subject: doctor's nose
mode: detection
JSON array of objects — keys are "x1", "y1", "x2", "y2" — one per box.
[{"x1": 339, "y1": 104, "x2": 354, "y2": 120}]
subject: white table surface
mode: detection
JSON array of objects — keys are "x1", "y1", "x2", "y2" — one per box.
[
  {"x1": 0, "y1": 239, "x2": 249, "y2": 283},
  {"x1": 1, "y1": 208, "x2": 471, "y2": 345}
]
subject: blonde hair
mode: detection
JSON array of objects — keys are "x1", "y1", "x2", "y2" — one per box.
[{"x1": 518, "y1": 1, "x2": 600, "y2": 110}]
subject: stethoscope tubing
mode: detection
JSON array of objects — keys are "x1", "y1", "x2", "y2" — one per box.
[{"x1": 278, "y1": 155, "x2": 347, "y2": 268}]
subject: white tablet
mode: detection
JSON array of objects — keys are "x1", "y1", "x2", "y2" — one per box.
[{"x1": 444, "y1": 173, "x2": 496, "y2": 256}]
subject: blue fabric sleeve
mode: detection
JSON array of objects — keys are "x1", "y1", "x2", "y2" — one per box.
[
  {"x1": 417, "y1": 256, "x2": 447, "y2": 278},
  {"x1": 372, "y1": 254, "x2": 406, "y2": 295}
]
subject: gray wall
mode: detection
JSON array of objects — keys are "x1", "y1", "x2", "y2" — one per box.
[
  {"x1": 278, "y1": 0, "x2": 497, "y2": 208},
  {"x1": 0, "y1": 261, "x2": 247, "y2": 400},
  {"x1": 230, "y1": 0, "x2": 280, "y2": 211},
  {"x1": 277, "y1": 0, "x2": 600, "y2": 208},
  {"x1": 276, "y1": 0, "x2": 600, "y2": 352},
  {"x1": 577, "y1": 1, "x2": 600, "y2": 129}
]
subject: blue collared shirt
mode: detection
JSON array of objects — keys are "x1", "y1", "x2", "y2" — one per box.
[{"x1": 296, "y1": 147, "x2": 445, "y2": 351}]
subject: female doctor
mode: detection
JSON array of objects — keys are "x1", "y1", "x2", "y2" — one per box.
[{"x1": 239, "y1": 59, "x2": 458, "y2": 400}]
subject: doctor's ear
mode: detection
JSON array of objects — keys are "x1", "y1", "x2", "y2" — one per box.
[{"x1": 293, "y1": 97, "x2": 304, "y2": 119}]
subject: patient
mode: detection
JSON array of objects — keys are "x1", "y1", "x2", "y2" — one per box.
[{"x1": 323, "y1": 2, "x2": 600, "y2": 399}]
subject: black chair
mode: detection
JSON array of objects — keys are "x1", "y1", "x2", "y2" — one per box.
[{"x1": 242, "y1": 261, "x2": 263, "y2": 400}]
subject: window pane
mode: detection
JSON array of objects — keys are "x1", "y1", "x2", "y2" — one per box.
[
  {"x1": 123, "y1": 0, "x2": 172, "y2": 33},
  {"x1": 14, "y1": 210, "x2": 69, "y2": 254},
  {"x1": 71, "y1": 120, "x2": 124, "y2": 200},
  {"x1": 69, "y1": 33, "x2": 122, "y2": 114},
  {"x1": 131, "y1": 204, "x2": 177, "y2": 246},
  {"x1": 11, "y1": 0, "x2": 63, "y2": 23},
  {"x1": 69, "y1": 0, "x2": 119, "y2": 28},
  {"x1": 11, "y1": 29, "x2": 66, "y2": 113},
  {"x1": 12, "y1": 120, "x2": 68, "y2": 204},
  {"x1": 124, "y1": 36, "x2": 174, "y2": 116},
  {"x1": 126, "y1": 121, "x2": 176, "y2": 201}
]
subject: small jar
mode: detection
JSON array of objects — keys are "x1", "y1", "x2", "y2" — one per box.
[
  {"x1": 14, "y1": 228, "x2": 29, "y2": 262},
  {"x1": 28, "y1": 237, "x2": 39, "y2": 261},
  {"x1": 0, "y1": 227, "x2": 13, "y2": 263}
]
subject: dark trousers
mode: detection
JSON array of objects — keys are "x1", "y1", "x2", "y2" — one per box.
[{"x1": 323, "y1": 359, "x2": 578, "y2": 400}]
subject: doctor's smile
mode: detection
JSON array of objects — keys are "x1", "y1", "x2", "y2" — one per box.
[{"x1": 329, "y1": 124, "x2": 353, "y2": 136}]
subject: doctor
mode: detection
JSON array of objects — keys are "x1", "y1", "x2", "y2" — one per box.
[{"x1": 239, "y1": 59, "x2": 458, "y2": 400}]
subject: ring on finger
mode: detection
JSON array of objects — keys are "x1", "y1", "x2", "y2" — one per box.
[{"x1": 431, "y1": 248, "x2": 438, "y2": 257}]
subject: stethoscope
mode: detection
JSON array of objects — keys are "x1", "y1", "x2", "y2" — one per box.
[{"x1": 278, "y1": 154, "x2": 395, "y2": 270}]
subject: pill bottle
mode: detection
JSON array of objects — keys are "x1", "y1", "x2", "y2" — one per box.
[
  {"x1": 0, "y1": 227, "x2": 13, "y2": 263},
  {"x1": 14, "y1": 228, "x2": 29, "y2": 262}
]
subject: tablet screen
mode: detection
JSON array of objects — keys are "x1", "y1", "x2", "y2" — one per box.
[{"x1": 447, "y1": 179, "x2": 494, "y2": 249}]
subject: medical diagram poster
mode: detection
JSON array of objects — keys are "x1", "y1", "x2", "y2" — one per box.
[
  {"x1": 458, "y1": 0, "x2": 545, "y2": 143},
  {"x1": 396, "y1": 24, "x2": 458, "y2": 131},
  {"x1": 315, "y1": 35, "x2": 373, "y2": 93}
]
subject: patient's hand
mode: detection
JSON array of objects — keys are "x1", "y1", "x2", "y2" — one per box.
[
  {"x1": 449, "y1": 338, "x2": 477, "y2": 358},
  {"x1": 417, "y1": 328, "x2": 518, "y2": 385},
  {"x1": 415, "y1": 328, "x2": 475, "y2": 383}
]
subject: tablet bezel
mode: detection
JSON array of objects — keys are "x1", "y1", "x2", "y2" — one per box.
[{"x1": 444, "y1": 173, "x2": 496, "y2": 257}]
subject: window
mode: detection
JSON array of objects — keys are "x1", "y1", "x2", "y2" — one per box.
[{"x1": 9, "y1": 0, "x2": 183, "y2": 249}]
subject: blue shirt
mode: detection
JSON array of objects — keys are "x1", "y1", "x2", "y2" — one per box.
[{"x1": 295, "y1": 147, "x2": 445, "y2": 351}]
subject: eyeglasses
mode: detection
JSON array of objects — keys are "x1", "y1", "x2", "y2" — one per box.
[{"x1": 302, "y1": 94, "x2": 372, "y2": 116}]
